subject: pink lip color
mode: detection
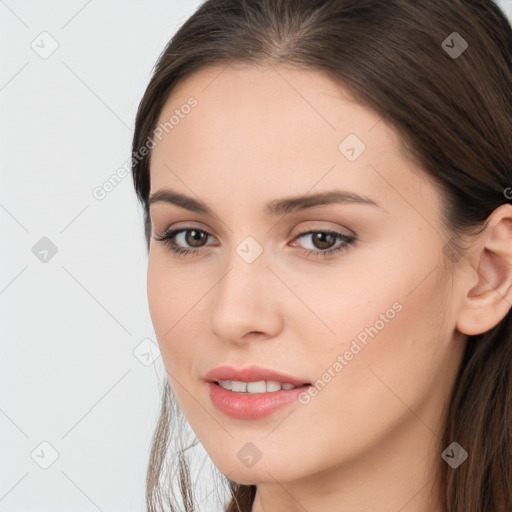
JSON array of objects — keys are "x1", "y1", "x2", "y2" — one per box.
[
  {"x1": 203, "y1": 365, "x2": 310, "y2": 387},
  {"x1": 203, "y1": 365, "x2": 311, "y2": 420},
  {"x1": 207, "y1": 381, "x2": 310, "y2": 419}
]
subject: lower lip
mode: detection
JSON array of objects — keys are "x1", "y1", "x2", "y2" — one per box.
[{"x1": 207, "y1": 382, "x2": 311, "y2": 419}]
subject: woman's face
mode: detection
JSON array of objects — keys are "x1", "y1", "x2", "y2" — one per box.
[{"x1": 147, "y1": 64, "x2": 465, "y2": 488}]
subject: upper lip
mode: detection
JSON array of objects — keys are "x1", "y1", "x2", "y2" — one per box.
[{"x1": 204, "y1": 365, "x2": 311, "y2": 386}]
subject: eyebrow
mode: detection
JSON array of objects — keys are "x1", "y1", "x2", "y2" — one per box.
[{"x1": 148, "y1": 188, "x2": 383, "y2": 216}]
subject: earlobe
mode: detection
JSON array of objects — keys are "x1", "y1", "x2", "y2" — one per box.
[{"x1": 456, "y1": 204, "x2": 512, "y2": 336}]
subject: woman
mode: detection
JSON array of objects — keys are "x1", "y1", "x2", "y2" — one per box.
[{"x1": 131, "y1": 0, "x2": 512, "y2": 510}]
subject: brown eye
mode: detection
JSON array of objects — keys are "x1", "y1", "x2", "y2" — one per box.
[
  {"x1": 292, "y1": 230, "x2": 356, "y2": 259},
  {"x1": 309, "y1": 232, "x2": 337, "y2": 250},
  {"x1": 154, "y1": 228, "x2": 215, "y2": 255},
  {"x1": 184, "y1": 229, "x2": 209, "y2": 247},
  {"x1": 154, "y1": 226, "x2": 356, "y2": 259}
]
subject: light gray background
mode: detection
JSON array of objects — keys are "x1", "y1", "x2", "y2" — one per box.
[{"x1": 1, "y1": 1, "x2": 512, "y2": 511}]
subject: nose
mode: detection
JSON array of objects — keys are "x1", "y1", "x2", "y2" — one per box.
[{"x1": 208, "y1": 250, "x2": 283, "y2": 344}]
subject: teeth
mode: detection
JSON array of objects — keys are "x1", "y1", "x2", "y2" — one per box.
[
  {"x1": 266, "y1": 381, "x2": 282, "y2": 392},
  {"x1": 217, "y1": 380, "x2": 299, "y2": 393}
]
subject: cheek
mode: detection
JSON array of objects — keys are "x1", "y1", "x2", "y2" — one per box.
[
  {"x1": 147, "y1": 256, "x2": 198, "y2": 375},
  {"x1": 147, "y1": 251, "x2": 194, "y2": 335},
  {"x1": 147, "y1": 257, "x2": 171, "y2": 341},
  {"x1": 147, "y1": 260, "x2": 213, "y2": 438},
  {"x1": 299, "y1": 253, "x2": 450, "y2": 427}
]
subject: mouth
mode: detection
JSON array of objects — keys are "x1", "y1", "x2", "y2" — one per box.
[
  {"x1": 203, "y1": 365, "x2": 312, "y2": 419},
  {"x1": 206, "y1": 377, "x2": 313, "y2": 420}
]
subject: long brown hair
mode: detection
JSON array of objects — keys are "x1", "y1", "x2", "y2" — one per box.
[{"x1": 131, "y1": 1, "x2": 512, "y2": 510}]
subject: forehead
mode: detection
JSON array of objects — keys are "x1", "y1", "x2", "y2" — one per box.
[
  {"x1": 148, "y1": 63, "x2": 433, "y2": 215},
  {"x1": 151, "y1": 63, "x2": 389, "y2": 161}
]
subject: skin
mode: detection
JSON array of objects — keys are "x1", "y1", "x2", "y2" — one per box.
[{"x1": 146, "y1": 63, "x2": 512, "y2": 512}]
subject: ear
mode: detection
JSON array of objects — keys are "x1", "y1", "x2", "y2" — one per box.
[{"x1": 456, "y1": 204, "x2": 512, "y2": 336}]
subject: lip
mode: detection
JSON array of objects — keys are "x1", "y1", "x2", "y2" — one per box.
[
  {"x1": 203, "y1": 365, "x2": 312, "y2": 420},
  {"x1": 203, "y1": 365, "x2": 311, "y2": 387},
  {"x1": 206, "y1": 382, "x2": 311, "y2": 419}
]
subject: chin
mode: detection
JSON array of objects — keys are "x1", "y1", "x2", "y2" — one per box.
[{"x1": 213, "y1": 455, "x2": 301, "y2": 485}]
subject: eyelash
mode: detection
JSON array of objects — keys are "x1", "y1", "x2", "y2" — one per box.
[{"x1": 153, "y1": 227, "x2": 356, "y2": 260}]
